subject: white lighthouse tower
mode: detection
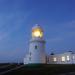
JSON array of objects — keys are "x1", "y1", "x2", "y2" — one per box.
[{"x1": 24, "y1": 24, "x2": 46, "y2": 64}]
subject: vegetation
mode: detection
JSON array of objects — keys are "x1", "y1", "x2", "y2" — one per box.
[{"x1": 0, "y1": 63, "x2": 75, "y2": 75}]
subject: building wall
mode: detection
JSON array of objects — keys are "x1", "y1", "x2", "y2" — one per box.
[{"x1": 48, "y1": 52, "x2": 75, "y2": 64}]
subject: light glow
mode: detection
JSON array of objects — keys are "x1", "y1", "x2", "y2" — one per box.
[
  {"x1": 67, "y1": 56, "x2": 70, "y2": 61},
  {"x1": 32, "y1": 29, "x2": 43, "y2": 38},
  {"x1": 33, "y1": 31, "x2": 41, "y2": 37},
  {"x1": 53, "y1": 57, "x2": 57, "y2": 61},
  {"x1": 61, "y1": 56, "x2": 65, "y2": 61}
]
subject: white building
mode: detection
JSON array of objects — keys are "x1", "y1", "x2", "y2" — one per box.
[
  {"x1": 48, "y1": 51, "x2": 75, "y2": 64},
  {"x1": 24, "y1": 24, "x2": 75, "y2": 64},
  {"x1": 24, "y1": 24, "x2": 46, "y2": 64}
]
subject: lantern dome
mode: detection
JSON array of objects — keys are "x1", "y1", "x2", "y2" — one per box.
[{"x1": 32, "y1": 24, "x2": 43, "y2": 38}]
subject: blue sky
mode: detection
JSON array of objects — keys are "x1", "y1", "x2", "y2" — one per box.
[{"x1": 0, "y1": 0, "x2": 75, "y2": 63}]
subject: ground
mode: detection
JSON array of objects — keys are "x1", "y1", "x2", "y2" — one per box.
[{"x1": 0, "y1": 63, "x2": 75, "y2": 75}]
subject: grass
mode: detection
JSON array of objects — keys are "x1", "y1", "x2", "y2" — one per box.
[{"x1": 0, "y1": 63, "x2": 75, "y2": 75}]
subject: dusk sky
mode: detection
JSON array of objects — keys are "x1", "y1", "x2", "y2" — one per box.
[{"x1": 0, "y1": 0, "x2": 75, "y2": 63}]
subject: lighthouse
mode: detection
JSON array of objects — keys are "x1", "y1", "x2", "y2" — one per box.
[{"x1": 24, "y1": 24, "x2": 46, "y2": 64}]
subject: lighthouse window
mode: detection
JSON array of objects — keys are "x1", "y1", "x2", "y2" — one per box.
[
  {"x1": 29, "y1": 57, "x2": 31, "y2": 61},
  {"x1": 29, "y1": 52, "x2": 31, "y2": 56},
  {"x1": 35, "y1": 45, "x2": 37, "y2": 49}
]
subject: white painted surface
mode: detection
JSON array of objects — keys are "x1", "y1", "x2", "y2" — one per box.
[
  {"x1": 48, "y1": 52, "x2": 75, "y2": 64},
  {"x1": 24, "y1": 25, "x2": 46, "y2": 64}
]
